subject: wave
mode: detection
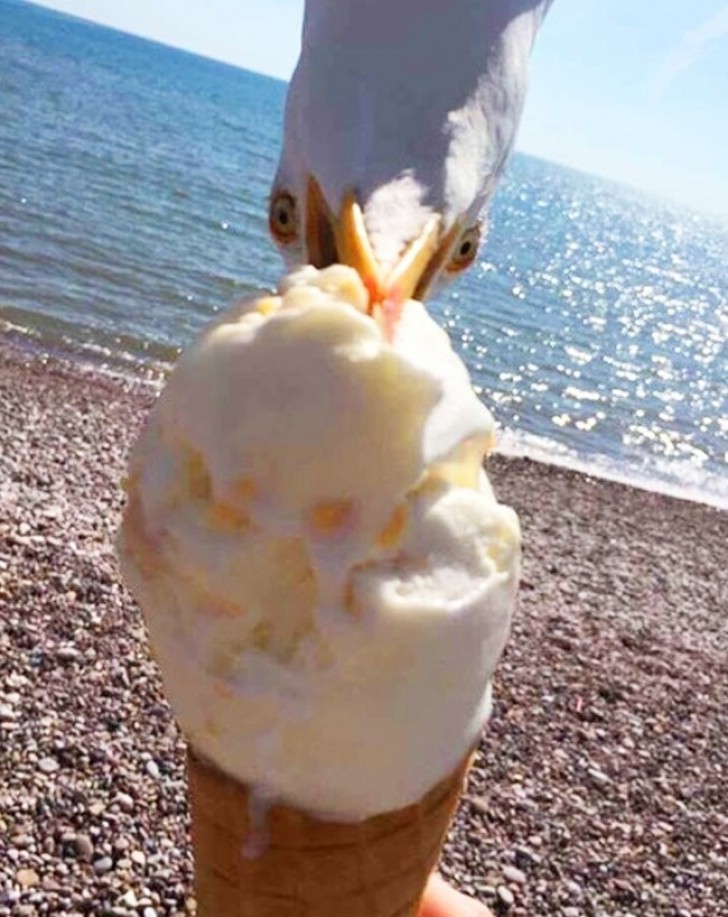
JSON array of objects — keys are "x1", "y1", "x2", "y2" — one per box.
[{"x1": 497, "y1": 427, "x2": 728, "y2": 511}]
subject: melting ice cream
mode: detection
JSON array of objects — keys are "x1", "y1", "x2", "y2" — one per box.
[{"x1": 118, "y1": 265, "x2": 520, "y2": 820}]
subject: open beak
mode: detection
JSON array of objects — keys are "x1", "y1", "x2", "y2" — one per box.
[{"x1": 305, "y1": 175, "x2": 458, "y2": 308}]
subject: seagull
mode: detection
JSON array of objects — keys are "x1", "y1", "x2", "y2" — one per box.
[{"x1": 269, "y1": 0, "x2": 554, "y2": 306}]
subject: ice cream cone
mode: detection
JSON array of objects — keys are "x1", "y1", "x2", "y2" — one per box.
[
  {"x1": 187, "y1": 747, "x2": 473, "y2": 917},
  {"x1": 118, "y1": 269, "x2": 519, "y2": 914}
]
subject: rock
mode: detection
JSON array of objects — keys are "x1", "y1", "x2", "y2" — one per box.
[
  {"x1": 93, "y1": 856, "x2": 113, "y2": 875},
  {"x1": 15, "y1": 869, "x2": 40, "y2": 889},
  {"x1": 73, "y1": 834, "x2": 94, "y2": 862},
  {"x1": 56, "y1": 646, "x2": 81, "y2": 662},
  {"x1": 145, "y1": 759, "x2": 160, "y2": 779},
  {"x1": 466, "y1": 795, "x2": 489, "y2": 816},
  {"x1": 11, "y1": 834, "x2": 32, "y2": 849},
  {"x1": 513, "y1": 845, "x2": 539, "y2": 868},
  {"x1": 502, "y1": 865, "x2": 526, "y2": 885},
  {"x1": 588, "y1": 767, "x2": 611, "y2": 786},
  {"x1": 115, "y1": 792, "x2": 134, "y2": 812},
  {"x1": 564, "y1": 879, "x2": 583, "y2": 899},
  {"x1": 496, "y1": 885, "x2": 515, "y2": 909},
  {"x1": 37, "y1": 757, "x2": 59, "y2": 774},
  {"x1": 118, "y1": 890, "x2": 138, "y2": 908}
]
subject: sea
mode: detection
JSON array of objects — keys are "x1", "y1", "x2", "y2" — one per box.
[{"x1": 2, "y1": 0, "x2": 727, "y2": 509}]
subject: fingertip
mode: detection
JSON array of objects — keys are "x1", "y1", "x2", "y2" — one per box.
[{"x1": 419, "y1": 873, "x2": 494, "y2": 917}]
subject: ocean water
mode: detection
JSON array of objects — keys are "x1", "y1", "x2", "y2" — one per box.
[{"x1": 1, "y1": 0, "x2": 727, "y2": 508}]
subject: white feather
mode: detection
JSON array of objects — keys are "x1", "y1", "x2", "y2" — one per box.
[{"x1": 274, "y1": 0, "x2": 552, "y2": 270}]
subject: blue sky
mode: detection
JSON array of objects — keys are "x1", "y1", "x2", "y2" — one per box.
[{"x1": 32, "y1": 0, "x2": 728, "y2": 216}]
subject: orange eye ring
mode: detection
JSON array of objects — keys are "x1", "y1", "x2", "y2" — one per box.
[
  {"x1": 269, "y1": 190, "x2": 298, "y2": 243},
  {"x1": 446, "y1": 224, "x2": 481, "y2": 274}
]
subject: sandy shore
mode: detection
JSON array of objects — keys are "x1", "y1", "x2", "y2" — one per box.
[{"x1": 1, "y1": 336, "x2": 726, "y2": 917}]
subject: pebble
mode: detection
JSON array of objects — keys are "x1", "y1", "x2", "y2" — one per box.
[
  {"x1": 115, "y1": 793, "x2": 135, "y2": 812},
  {"x1": 502, "y1": 865, "x2": 526, "y2": 885},
  {"x1": 15, "y1": 869, "x2": 40, "y2": 889},
  {"x1": 11, "y1": 834, "x2": 32, "y2": 849},
  {"x1": 36, "y1": 757, "x2": 59, "y2": 774},
  {"x1": 513, "y1": 845, "x2": 539, "y2": 867},
  {"x1": 73, "y1": 834, "x2": 95, "y2": 862},
  {"x1": 588, "y1": 767, "x2": 611, "y2": 786},
  {"x1": 118, "y1": 890, "x2": 138, "y2": 908},
  {"x1": 2, "y1": 345, "x2": 727, "y2": 917},
  {"x1": 563, "y1": 879, "x2": 582, "y2": 899},
  {"x1": 497, "y1": 885, "x2": 515, "y2": 909},
  {"x1": 92, "y1": 857, "x2": 113, "y2": 876},
  {"x1": 56, "y1": 646, "x2": 81, "y2": 662},
  {"x1": 466, "y1": 795, "x2": 489, "y2": 816}
]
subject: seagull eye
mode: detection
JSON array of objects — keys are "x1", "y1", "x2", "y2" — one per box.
[
  {"x1": 446, "y1": 225, "x2": 481, "y2": 274},
  {"x1": 269, "y1": 190, "x2": 298, "y2": 244}
]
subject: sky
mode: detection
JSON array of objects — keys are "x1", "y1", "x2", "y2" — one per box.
[{"x1": 29, "y1": 0, "x2": 728, "y2": 216}]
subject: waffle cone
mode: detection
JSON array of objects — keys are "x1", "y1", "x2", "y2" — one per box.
[{"x1": 187, "y1": 748, "x2": 473, "y2": 917}]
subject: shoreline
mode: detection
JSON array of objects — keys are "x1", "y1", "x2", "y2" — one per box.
[
  {"x1": 1, "y1": 335, "x2": 726, "y2": 916},
  {"x1": 1, "y1": 327, "x2": 725, "y2": 514}
]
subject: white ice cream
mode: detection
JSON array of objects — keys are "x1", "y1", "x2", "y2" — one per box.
[{"x1": 118, "y1": 265, "x2": 520, "y2": 820}]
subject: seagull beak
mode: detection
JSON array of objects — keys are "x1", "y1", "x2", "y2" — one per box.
[{"x1": 305, "y1": 176, "x2": 448, "y2": 307}]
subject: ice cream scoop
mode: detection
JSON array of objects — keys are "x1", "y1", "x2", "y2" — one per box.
[{"x1": 118, "y1": 264, "x2": 520, "y2": 821}]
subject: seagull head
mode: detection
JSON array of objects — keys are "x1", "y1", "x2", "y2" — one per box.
[{"x1": 269, "y1": 0, "x2": 550, "y2": 306}]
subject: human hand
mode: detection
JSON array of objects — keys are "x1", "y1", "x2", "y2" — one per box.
[{"x1": 419, "y1": 873, "x2": 494, "y2": 916}]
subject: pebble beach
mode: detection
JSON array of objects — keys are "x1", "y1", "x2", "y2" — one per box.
[{"x1": 0, "y1": 337, "x2": 726, "y2": 917}]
